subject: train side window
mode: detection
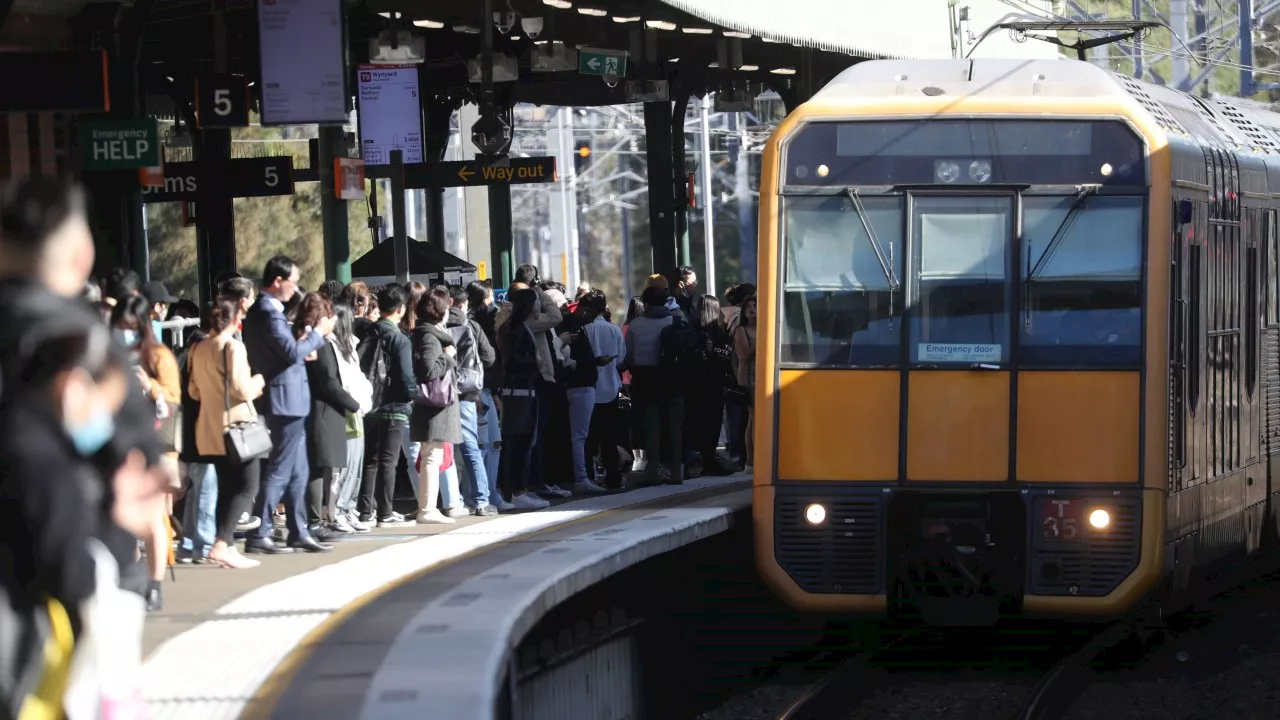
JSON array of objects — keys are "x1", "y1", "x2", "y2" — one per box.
[
  {"x1": 1247, "y1": 218, "x2": 1258, "y2": 397},
  {"x1": 1268, "y1": 212, "x2": 1278, "y2": 325},
  {"x1": 781, "y1": 195, "x2": 904, "y2": 366},
  {"x1": 1189, "y1": 240, "x2": 1201, "y2": 413},
  {"x1": 1019, "y1": 195, "x2": 1143, "y2": 367}
]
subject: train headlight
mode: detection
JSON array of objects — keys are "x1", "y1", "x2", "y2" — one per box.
[
  {"x1": 934, "y1": 160, "x2": 960, "y2": 183},
  {"x1": 968, "y1": 159, "x2": 992, "y2": 183},
  {"x1": 1088, "y1": 508, "x2": 1111, "y2": 530},
  {"x1": 804, "y1": 503, "x2": 827, "y2": 525}
]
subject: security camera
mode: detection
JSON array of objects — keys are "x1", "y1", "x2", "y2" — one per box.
[
  {"x1": 494, "y1": 12, "x2": 515, "y2": 35},
  {"x1": 521, "y1": 16, "x2": 544, "y2": 39},
  {"x1": 603, "y1": 74, "x2": 619, "y2": 89}
]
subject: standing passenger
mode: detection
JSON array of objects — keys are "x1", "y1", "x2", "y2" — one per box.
[
  {"x1": 241, "y1": 255, "x2": 335, "y2": 554},
  {"x1": 410, "y1": 286, "x2": 462, "y2": 523}
]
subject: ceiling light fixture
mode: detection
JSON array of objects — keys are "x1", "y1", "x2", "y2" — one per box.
[
  {"x1": 612, "y1": 15, "x2": 641, "y2": 23},
  {"x1": 762, "y1": 37, "x2": 782, "y2": 43},
  {"x1": 543, "y1": 0, "x2": 573, "y2": 8},
  {"x1": 454, "y1": 25, "x2": 481, "y2": 34},
  {"x1": 708, "y1": 62, "x2": 719, "y2": 68},
  {"x1": 645, "y1": 20, "x2": 677, "y2": 30},
  {"x1": 723, "y1": 31, "x2": 751, "y2": 39},
  {"x1": 771, "y1": 67, "x2": 797, "y2": 75},
  {"x1": 413, "y1": 19, "x2": 444, "y2": 29},
  {"x1": 577, "y1": 7, "x2": 607, "y2": 16},
  {"x1": 682, "y1": 27, "x2": 713, "y2": 34},
  {"x1": 739, "y1": 64, "x2": 759, "y2": 71}
]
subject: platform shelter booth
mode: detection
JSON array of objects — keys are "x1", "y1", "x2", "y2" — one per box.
[{"x1": 351, "y1": 237, "x2": 479, "y2": 289}]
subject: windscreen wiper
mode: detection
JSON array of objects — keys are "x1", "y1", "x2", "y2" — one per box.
[
  {"x1": 843, "y1": 187, "x2": 901, "y2": 290},
  {"x1": 1023, "y1": 184, "x2": 1099, "y2": 333},
  {"x1": 1028, "y1": 184, "x2": 1100, "y2": 280}
]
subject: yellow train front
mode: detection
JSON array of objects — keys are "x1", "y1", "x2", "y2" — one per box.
[{"x1": 754, "y1": 57, "x2": 1280, "y2": 626}]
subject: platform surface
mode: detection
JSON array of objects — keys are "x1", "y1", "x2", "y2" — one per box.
[{"x1": 142, "y1": 474, "x2": 752, "y2": 720}]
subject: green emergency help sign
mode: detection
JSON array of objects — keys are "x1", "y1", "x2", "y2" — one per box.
[{"x1": 81, "y1": 119, "x2": 160, "y2": 171}]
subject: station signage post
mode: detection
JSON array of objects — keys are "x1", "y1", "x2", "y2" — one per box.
[
  {"x1": 196, "y1": 74, "x2": 251, "y2": 128},
  {"x1": 257, "y1": 0, "x2": 347, "y2": 125},
  {"x1": 395, "y1": 156, "x2": 558, "y2": 188},
  {"x1": 81, "y1": 119, "x2": 160, "y2": 171},
  {"x1": 140, "y1": 156, "x2": 295, "y2": 203},
  {"x1": 356, "y1": 64, "x2": 424, "y2": 165}
]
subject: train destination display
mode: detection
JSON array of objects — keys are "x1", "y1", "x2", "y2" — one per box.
[
  {"x1": 257, "y1": 0, "x2": 346, "y2": 125},
  {"x1": 357, "y1": 65, "x2": 424, "y2": 165}
]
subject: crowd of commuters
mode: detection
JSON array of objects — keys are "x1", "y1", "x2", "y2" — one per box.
[{"x1": 0, "y1": 176, "x2": 759, "y2": 718}]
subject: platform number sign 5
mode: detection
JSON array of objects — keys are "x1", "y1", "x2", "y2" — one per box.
[{"x1": 197, "y1": 74, "x2": 250, "y2": 129}]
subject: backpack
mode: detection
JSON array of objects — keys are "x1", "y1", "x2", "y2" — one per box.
[
  {"x1": 447, "y1": 322, "x2": 484, "y2": 395},
  {"x1": 659, "y1": 315, "x2": 702, "y2": 372},
  {"x1": 357, "y1": 329, "x2": 391, "y2": 409}
]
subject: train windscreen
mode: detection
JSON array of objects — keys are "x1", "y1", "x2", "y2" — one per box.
[{"x1": 781, "y1": 193, "x2": 1143, "y2": 368}]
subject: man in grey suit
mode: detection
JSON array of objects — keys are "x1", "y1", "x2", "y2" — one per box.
[{"x1": 241, "y1": 255, "x2": 336, "y2": 554}]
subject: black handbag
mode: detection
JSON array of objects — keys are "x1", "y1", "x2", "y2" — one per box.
[
  {"x1": 499, "y1": 389, "x2": 537, "y2": 436},
  {"x1": 222, "y1": 343, "x2": 273, "y2": 464}
]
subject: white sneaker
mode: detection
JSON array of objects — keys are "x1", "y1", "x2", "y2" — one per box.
[
  {"x1": 344, "y1": 512, "x2": 371, "y2": 533},
  {"x1": 416, "y1": 509, "x2": 456, "y2": 524},
  {"x1": 539, "y1": 485, "x2": 572, "y2": 498},
  {"x1": 631, "y1": 458, "x2": 647, "y2": 473},
  {"x1": 236, "y1": 514, "x2": 262, "y2": 532},
  {"x1": 512, "y1": 492, "x2": 551, "y2": 510},
  {"x1": 329, "y1": 516, "x2": 356, "y2": 534},
  {"x1": 446, "y1": 506, "x2": 471, "y2": 519},
  {"x1": 573, "y1": 480, "x2": 608, "y2": 494}
]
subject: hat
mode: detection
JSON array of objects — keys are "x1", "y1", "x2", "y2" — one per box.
[
  {"x1": 141, "y1": 280, "x2": 178, "y2": 305},
  {"x1": 543, "y1": 288, "x2": 568, "y2": 309},
  {"x1": 645, "y1": 274, "x2": 668, "y2": 290}
]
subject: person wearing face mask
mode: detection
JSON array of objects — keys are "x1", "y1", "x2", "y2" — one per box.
[
  {"x1": 109, "y1": 293, "x2": 182, "y2": 611},
  {"x1": 141, "y1": 280, "x2": 178, "y2": 347},
  {"x1": 0, "y1": 323, "x2": 166, "y2": 717},
  {"x1": 0, "y1": 178, "x2": 166, "y2": 605}
]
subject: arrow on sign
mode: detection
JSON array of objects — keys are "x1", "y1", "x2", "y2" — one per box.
[
  {"x1": 587, "y1": 57, "x2": 601, "y2": 71},
  {"x1": 457, "y1": 166, "x2": 475, "y2": 183}
]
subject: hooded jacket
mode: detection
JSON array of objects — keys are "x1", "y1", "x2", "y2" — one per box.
[{"x1": 495, "y1": 288, "x2": 563, "y2": 383}]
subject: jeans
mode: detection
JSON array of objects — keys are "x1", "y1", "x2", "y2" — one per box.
[
  {"x1": 725, "y1": 399, "x2": 747, "y2": 464},
  {"x1": 477, "y1": 389, "x2": 502, "y2": 503},
  {"x1": 180, "y1": 462, "x2": 217, "y2": 556},
  {"x1": 441, "y1": 462, "x2": 462, "y2": 511},
  {"x1": 254, "y1": 415, "x2": 310, "y2": 541},
  {"x1": 457, "y1": 400, "x2": 491, "y2": 508},
  {"x1": 566, "y1": 387, "x2": 596, "y2": 485},
  {"x1": 335, "y1": 435, "x2": 365, "y2": 517},
  {"x1": 401, "y1": 433, "x2": 422, "y2": 509},
  {"x1": 361, "y1": 413, "x2": 405, "y2": 520}
]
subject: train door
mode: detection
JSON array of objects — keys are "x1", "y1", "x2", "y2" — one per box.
[
  {"x1": 1171, "y1": 197, "x2": 1191, "y2": 493},
  {"x1": 903, "y1": 194, "x2": 1015, "y2": 482}
]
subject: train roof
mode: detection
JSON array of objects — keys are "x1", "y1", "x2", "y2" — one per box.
[{"x1": 811, "y1": 58, "x2": 1280, "y2": 156}]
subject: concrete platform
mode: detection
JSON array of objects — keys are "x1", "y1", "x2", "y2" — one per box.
[{"x1": 141, "y1": 474, "x2": 752, "y2": 720}]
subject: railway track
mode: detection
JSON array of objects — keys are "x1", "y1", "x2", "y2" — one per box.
[{"x1": 773, "y1": 622, "x2": 1142, "y2": 720}]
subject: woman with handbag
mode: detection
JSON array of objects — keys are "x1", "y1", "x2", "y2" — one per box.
[
  {"x1": 732, "y1": 295, "x2": 758, "y2": 471},
  {"x1": 187, "y1": 296, "x2": 267, "y2": 569},
  {"x1": 691, "y1": 295, "x2": 736, "y2": 476},
  {"x1": 409, "y1": 286, "x2": 462, "y2": 525},
  {"x1": 110, "y1": 294, "x2": 181, "y2": 610}
]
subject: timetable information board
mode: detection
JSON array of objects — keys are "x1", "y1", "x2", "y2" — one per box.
[
  {"x1": 257, "y1": 0, "x2": 347, "y2": 125},
  {"x1": 357, "y1": 65, "x2": 423, "y2": 165}
]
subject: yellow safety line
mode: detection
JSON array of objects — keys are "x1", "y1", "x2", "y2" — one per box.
[{"x1": 240, "y1": 505, "x2": 629, "y2": 720}]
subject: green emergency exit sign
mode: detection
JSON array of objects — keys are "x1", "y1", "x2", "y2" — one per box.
[
  {"x1": 578, "y1": 49, "x2": 627, "y2": 77},
  {"x1": 81, "y1": 119, "x2": 160, "y2": 171}
]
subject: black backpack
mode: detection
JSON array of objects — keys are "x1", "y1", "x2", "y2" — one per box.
[
  {"x1": 659, "y1": 315, "x2": 702, "y2": 371},
  {"x1": 357, "y1": 329, "x2": 391, "y2": 409}
]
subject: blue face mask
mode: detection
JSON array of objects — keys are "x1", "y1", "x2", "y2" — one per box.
[
  {"x1": 66, "y1": 407, "x2": 115, "y2": 457},
  {"x1": 152, "y1": 320, "x2": 164, "y2": 342},
  {"x1": 114, "y1": 329, "x2": 138, "y2": 347}
]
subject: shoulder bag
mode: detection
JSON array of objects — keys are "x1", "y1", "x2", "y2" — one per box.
[{"x1": 222, "y1": 343, "x2": 273, "y2": 464}]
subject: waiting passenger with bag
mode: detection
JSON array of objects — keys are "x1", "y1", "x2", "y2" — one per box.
[{"x1": 188, "y1": 296, "x2": 267, "y2": 569}]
